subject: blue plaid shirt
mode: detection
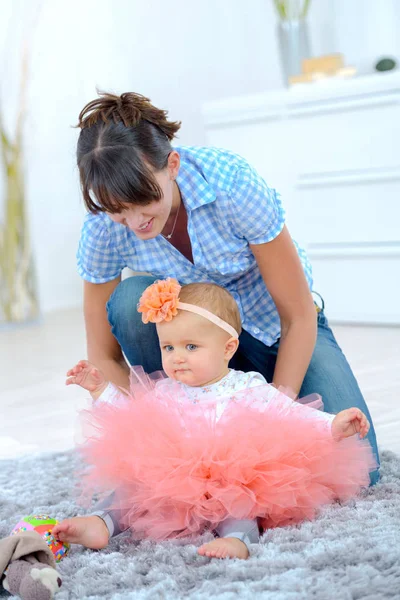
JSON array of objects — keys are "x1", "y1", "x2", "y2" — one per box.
[{"x1": 77, "y1": 146, "x2": 313, "y2": 346}]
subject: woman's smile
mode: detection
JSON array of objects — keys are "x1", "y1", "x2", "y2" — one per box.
[{"x1": 136, "y1": 218, "x2": 154, "y2": 233}]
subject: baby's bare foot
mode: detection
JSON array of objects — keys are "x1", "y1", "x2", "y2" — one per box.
[
  {"x1": 52, "y1": 516, "x2": 109, "y2": 550},
  {"x1": 197, "y1": 537, "x2": 249, "y2": 560}
]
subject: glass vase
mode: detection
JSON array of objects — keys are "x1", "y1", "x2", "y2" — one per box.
[{"x1": 277, "y1": 18, "x2": 312, "y2": 85}]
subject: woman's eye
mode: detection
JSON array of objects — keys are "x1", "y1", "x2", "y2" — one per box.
[
  {"x1": 164, "y1": 345, "x2": 174, "y2": 352},
  {"x1": 186, "y1": 344, "x2": 197, "y2": 351}
]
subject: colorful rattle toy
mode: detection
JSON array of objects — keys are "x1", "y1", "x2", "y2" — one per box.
[
  {"x1": 11, "y1": 515, "x2": 70, "y2": 563},
  {"x1": 0, "y1": 514, "x2": 68, "y2": 599}
]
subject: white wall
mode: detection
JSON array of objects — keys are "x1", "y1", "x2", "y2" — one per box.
[
  {"x1": 203, "y1": 72, "x2": 400, "y2": 324},
  {"x1": 1, "y1": 0, "x2": 400, "y2": 314}
]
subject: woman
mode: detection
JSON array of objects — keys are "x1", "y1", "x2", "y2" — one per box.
[{"x1": 76, "y1": 91, "x2": 379, "y2": 484}]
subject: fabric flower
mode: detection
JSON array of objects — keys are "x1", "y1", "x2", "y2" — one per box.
[{"x1": 137, "y1": 278, "x2": 181, "y2": 324}]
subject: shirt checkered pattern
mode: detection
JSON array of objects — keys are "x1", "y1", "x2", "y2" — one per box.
[{"x1": 77, "y1": 146, "x2": 313, "y2": 346}]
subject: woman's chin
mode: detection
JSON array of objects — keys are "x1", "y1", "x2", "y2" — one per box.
[{"x1": 134, "y1": 229, "x2": 159, "y2": 240}]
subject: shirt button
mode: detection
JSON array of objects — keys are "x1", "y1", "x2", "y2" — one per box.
[{"x1": 254, "y1": 327, "x2": 260, "y2": 334}]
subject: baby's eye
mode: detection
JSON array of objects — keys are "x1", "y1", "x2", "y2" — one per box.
[
  {"x1": 164, "y1": 345, "x2": 174, "y2": 352},
  {"x1": 186, "y1": 344, "x2": 198, "y2": 351}
]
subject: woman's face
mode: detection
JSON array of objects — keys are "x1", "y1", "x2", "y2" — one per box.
[{"x1": 106, "y1": 152, "x2": 180, "y2": 239}]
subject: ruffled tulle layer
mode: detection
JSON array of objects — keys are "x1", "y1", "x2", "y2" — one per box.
[{"x1": 79, "y1": 368, "x2": 376, "y2": 540}]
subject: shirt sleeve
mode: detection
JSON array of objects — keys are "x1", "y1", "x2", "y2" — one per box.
[
  {"x1": 229, "y1": 166, "x2": 286, "y2": 245},
  {"x1": 77, "y1": 213, "x2": 126, "y2": 283},
  {"x1": 242, "y1": 376, "x2": 335, "y2": 436},
  {"x1": 284, "y1": 397, "x2": 335, "y2": 436},
  {"x1": 307, "y1": 410, "x2": 335, "y2": 435},
  {"x1": 245, "y1": 372, "x2": 268, "y2": 388},
  {"x1": 96, "y1": 382, "x2": 125, "y2": 405}
]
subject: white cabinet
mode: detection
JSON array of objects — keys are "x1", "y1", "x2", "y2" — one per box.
[{"x1": 202, "y1": 73, "x2": 400, "y2": 324}]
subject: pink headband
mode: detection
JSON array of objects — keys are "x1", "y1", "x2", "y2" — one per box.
[{"x1": 137, "y1": 278, "x2": 239, "y2": 339}]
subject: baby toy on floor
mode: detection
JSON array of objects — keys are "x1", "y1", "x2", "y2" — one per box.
[{"x1": 0, "y1": 515, "x2": 68, "y2": 600}]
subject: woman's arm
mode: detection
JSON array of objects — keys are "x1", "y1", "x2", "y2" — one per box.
[
  {"x1": 84, "y1": 278, "x2": 130, "y2": 388},
  {"x1": 250, "y1": 226, "x2": 317, "y2": 395}
]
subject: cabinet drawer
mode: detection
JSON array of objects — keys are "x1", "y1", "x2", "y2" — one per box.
[{"x1": 291, "y1": 102, "x2": 400, "y2": 173}]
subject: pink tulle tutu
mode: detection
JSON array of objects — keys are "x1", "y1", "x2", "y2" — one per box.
[{"x1": 79, "y1": 368, "x2": 376, "y2": 541}]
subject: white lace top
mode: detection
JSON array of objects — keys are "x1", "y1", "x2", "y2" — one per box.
[{"x1": 99, "y1": 369, "x2": 335, "y2": 433}]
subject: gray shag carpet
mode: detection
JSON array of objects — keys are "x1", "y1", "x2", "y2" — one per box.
[{"x1": 0, "y1": 450, "x2": 399, "y2": 600}]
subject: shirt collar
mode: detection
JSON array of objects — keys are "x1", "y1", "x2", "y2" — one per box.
[
  {"x1": 178, "y1": 369, "x2": 234, "y2": 393},
  {"x1": 176, "y1": 156, "x2": 216, "y2": 210}
]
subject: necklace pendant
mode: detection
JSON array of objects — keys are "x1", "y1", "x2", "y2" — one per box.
[{"x1": 163, "y1": 200, "x2": 181, "y2": 240}]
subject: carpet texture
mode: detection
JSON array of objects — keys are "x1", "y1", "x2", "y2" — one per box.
[{"x1": 0, "y1": 449, "x2": 399, "y2": 599}]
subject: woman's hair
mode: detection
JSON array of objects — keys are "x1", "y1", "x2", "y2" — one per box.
[
  {"x1": 76, "y1": 92, "x2": 181, "y2": 213},
  {"x1": 179, "y1": 283, "x2": 242, "y2": 336}
]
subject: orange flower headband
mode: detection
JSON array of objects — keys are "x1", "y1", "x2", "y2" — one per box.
[{"x1": 137, "y1": 278, "x2": 239, "y2": 339}]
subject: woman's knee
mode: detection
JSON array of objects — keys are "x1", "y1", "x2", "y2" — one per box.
[
  {"x1": 107, "y1": 275, "x2": 157, "y2": 328},
  {"x1": 106, "y1": 275, "x2": 158, "y2": 352},
  {"x1": 106, "y1": 275, "x2": 161, "y2": 369},
  {"x1": 301, "y1": 316, "x2": 381, "y2": 484}
]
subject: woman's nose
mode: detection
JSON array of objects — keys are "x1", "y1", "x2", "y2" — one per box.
[
  {"x1": 124, "y1": 213, "x2": 140, "y2": 229},
  {"x1": 109, "y1": 210, "x2": 140, "y2": 229}
]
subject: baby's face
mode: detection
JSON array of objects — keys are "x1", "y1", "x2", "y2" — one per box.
[{"x1": 156, "y1": 311, "x2": 231, "y2": 387}]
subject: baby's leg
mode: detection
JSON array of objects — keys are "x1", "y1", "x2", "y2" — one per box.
[
  {"x1": 91, "y1": 492, "x2": 129, "y2": 538},
  {"x1": 53, "y1": 492, "x2": 128, "y2": 549},
  {"x1": 198, "y1": 518, "x2": 259, "y2": 559}
]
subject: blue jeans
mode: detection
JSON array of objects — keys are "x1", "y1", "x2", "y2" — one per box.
[{"x1": 107, "y1": 275, "x2": 380, "y2": 485}]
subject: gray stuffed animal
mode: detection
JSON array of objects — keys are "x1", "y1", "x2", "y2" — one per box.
[{"x1": 0, "y1": 531, "x2": 62, "y2": 599}]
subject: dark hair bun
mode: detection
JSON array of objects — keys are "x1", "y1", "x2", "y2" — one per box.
[{"x1": 77, "y1": 91, "x2": 181, "y2": 140}]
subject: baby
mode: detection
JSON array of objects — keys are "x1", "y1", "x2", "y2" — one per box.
[{"x1": 53, "y1": 280, "x2": 371, "y2": 560}]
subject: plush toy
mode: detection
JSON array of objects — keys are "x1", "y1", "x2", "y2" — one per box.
[
  {"x1": 0, "y1": 530, "x2": 61, "y2": 600},
  {"x1": 10, "y1": 515, "x2": 70, "y2": 563},
  {"x1": 0, "y1": 515, "x2": 70, "y2": 599}
]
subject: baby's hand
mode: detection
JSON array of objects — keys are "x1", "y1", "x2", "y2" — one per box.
[
  {"x1": 66, "y1": 360, "x2": 107, "y2": 399},
  {"x1": 331, "y1": 408, "x2": 370, "y2": 440}
]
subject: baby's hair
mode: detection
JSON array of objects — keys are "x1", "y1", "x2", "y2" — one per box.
[
  {"x1": 76, "y1": 91, "x2": 181, "y2": 214},
  {"x1": 179, "y1": 283, "x2": 242, "y2": 336}
]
